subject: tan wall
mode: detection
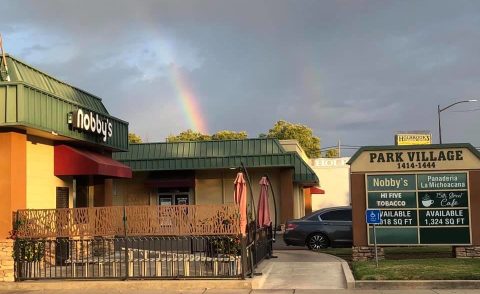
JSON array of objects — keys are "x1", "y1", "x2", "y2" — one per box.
[
  {"x1": 26, "y1": 136, "x2": 73, "y2": 209},
  {"x1": 280, "y1": 169, "x2": 294, "y2": 224},
  {"x1": 195, "y1": 169, "x2": 283, "y2": 225},
  {"x1": 310, "y1": 157, "x2": 351, "y2": 211},
  {"x1": 195, "y1": 175, "x2": 223, "y2": 205},
  {"x1": 292, "y1": 184, "x2": 305, "y2": 219},
  {"x1": 113, "y1": 172, "x2": 153, "y2": 205},
  {"x1": 279, "y1": 140, "x2": 309, "y2": 161},
  {"x1": 114, "y1": 168, "x2": 297, "y2": 226}
]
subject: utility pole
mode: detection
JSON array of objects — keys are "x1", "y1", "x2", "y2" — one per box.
[
  {"x1": 0, "y1": 33, "x2": 11, "y2": 81},
  {"x1": 337, "y1": 140, "x2": 341, "y2": 158}
]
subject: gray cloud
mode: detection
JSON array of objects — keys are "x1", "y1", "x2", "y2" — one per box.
[{"x1": 1, "y1": 0, "x2": 480, "y2": 152}]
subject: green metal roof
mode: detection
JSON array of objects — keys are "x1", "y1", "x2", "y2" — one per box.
[
  {"x1": 114, "y1": 139, "x2": 319, "y2": 185},
  {"x1": 4, "y1": 55, "x2": 108, "y2": 114},
  {"x1": 0, "y1": 54, "x2": 129, "y2": 151},
  {"x1": 348, "y1": 143, "x2": 480, "y2": 165}
]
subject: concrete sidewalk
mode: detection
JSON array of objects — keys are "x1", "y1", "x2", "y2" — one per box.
[
  {"x1": 252, "y1": 250, "x2": 350, "y2": 289},
  {"x1": 2, "y1": 289, "x2": 480, "y2": 293}
]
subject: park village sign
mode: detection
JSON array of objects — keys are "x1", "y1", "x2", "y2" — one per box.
[{"x1": 350, "y1": 145, "x2": 480, "y2": 172}]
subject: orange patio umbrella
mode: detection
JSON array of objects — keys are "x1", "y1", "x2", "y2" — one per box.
[
  {"x1": 234, "y1": 172, "x2": 248, "y2": 235},
  {"x1": 257, "y1": 176, "x2": 272, "y2": 228}
]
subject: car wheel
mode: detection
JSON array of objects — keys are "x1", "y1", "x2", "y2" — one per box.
[{"x1": 307, "y1": 233, "x2": 329, "y2": 250}]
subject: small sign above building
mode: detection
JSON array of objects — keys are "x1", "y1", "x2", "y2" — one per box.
[{"x1": 395, "y1": 132, "x2": 432, "y2": 146}]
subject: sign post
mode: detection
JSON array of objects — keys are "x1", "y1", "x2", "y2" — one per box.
[{"x1": 366, "y1": 209, "x2": 382, "y2": 267}]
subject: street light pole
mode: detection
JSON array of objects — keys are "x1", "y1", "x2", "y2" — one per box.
[{"x1": 437, "y1": 99, "x2": 478, "y2": 144}]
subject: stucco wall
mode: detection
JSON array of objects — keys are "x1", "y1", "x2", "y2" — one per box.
[
  {"x1": 0, "y1": 131, "x2": 26, "y2": 238},
  {"x1": 293, "y1": 185, "x2": 305, "y2": 219},
  {"x1": 26, "y1": 136, "x2": 72, "y2": 209},
  {"x1": 195, "y1": 175, "x2": 223, "y2": 205},
  {"x1": 310, "y1": 157, "x2": 351, "y2": 211},
  {"x1": 113, "y1": 172, "x2": 152, "y2": 205},
  {"x1": 192, "y1": 168, "x2": 283, "y2": 224},
  {"x1": 113, "y1": 168, "x2": 293, "y2": 226}
]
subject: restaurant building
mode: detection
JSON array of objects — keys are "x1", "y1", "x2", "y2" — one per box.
[
  {"x1": 0, "y1": 54, "x2": 320, "y2": 281},
  {"x1": 0, "y1": 54, "x2": 132, "y2": 242},
  {"x1": 112, "y1": 138, "x2": 319, "y2": 224}
]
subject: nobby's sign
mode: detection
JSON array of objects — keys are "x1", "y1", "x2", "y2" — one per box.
[
  {"x1": 69, "y1": 109, "x2": 113, "y2": 142},
  {"x1": 366, "y1": 172, "x2": 471, "y2": 245}
]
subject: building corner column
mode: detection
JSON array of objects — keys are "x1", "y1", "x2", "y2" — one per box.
[
  {"x1": 0, "y1": 131, "x2": 27, "y2": 282},
  {"x1": 279, "y1": 168, "x2": 294, "y2": 224}
]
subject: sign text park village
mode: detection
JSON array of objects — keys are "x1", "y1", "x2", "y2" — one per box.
[
  {"x1": 369, "y1": 150, "x2": 463, "y2": 163},
  {"x1": 369, "y1": 150, "x2": 465, "y2": 169}
]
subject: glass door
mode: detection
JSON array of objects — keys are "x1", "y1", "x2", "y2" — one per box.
[
  {"x1": 158, "y1": 188, "x2": 191, "y2": 206},
  {"x1": 175, "y1": 194, "x2": 189, "y2": 205},
  {"x1": 159, "y1": 196, "x2": 173, "y2": 205}
]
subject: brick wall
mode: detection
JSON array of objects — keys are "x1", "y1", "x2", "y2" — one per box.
[
  {"x1": 0, "y1": 239, "x2": 14, "y2": 282},
  {"x1": 352, "y1": 246, "x2": 385, "y2": 261},
  {"x1": 455, "y1": 246, "x2": 480, "y2": 258}
]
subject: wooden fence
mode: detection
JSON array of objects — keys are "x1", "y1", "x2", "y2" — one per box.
[{"x1": 14, "y1": 204, "x2": 241, "y2": 238}]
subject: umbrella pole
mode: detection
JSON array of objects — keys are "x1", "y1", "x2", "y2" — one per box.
[
  {"x1": 265, "y1": 174, "x2": 278, "y2": 259},
  {"x1": 240, "y1": 162, "x2": 256, "y2": 223},
  {"x1": 240, "y1": 162, "x2": 262, "y2": 276}
]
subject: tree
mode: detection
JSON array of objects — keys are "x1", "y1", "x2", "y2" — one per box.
[
  {"x1": 324, "y1": 148, "x2": 339, "y2": 158},
  {"x1": 166, "y1": 129, "x2": 211, "y2": 142},
  {"x1": 266, "y1": 120, "x2": 321, "y2": 158},
  {"x1": 166, "y1": 129, "x2": 249, "y2": 142},
  {"x1": 128, "y1": 132, "x2": 142, "y2": 143},
  {"x1": 211, "y1": 130, "x2": 247, "y2": 140}
]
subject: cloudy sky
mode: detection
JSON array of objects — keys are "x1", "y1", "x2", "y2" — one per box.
[{"x1": 2, "y1": 0, "x2": 480, "y2": 152}]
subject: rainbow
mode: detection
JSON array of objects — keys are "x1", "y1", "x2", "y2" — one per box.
[{"x1": 170, "y1": 64, "x2": 208, "y2": 134}]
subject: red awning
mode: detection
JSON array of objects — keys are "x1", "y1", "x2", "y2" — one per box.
[
  {"x1": 54, "y1": 145, "x2": 132, "y2": 178},
  {"x1": 309, "y1": 186, "x2": 325, "y2": 194}
]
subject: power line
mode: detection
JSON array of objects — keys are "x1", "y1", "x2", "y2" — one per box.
[
  {"x1": 450, "y1": 108, "x2": 480, "y2": 113},
  {"x1": 320, "y1": 145, "x2": 362, "y2": 150}
]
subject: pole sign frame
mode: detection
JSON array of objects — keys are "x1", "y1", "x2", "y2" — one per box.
[
  {"x1": 365, "y1": 209, "x2": 381, "y2": 267},
  {"x1": 365, "y1": 171, "x2": 471, "y2": 246}
]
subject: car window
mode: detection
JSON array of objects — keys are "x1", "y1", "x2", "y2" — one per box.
[
  {"x1": 307, "y1": 213, "x2": 320, "y2": 221},
  {"x1": 320, "y1": 209, "x2": 352, "y2": 221}
]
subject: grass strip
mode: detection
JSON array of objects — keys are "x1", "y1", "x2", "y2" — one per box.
[{"x1": 353, "y1": 258, "x2": 480, "y2": 280}]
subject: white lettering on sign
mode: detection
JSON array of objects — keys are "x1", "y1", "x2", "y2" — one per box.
[
  {"x1": 372, "y1": 177, "x2": 408, "y2": 189},
  {"x1": 313, "y1": 158, "x2": 349, "y2": 167},
  {"x1": 70, "y1": 109, "x2": 113, "y2": 142},
  {"x1": 369, "y1": 151, "x2": 464, "y2": 164}
]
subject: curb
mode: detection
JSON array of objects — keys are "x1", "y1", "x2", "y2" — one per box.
[
  {"x1": 0, "y1": 280, "x2": 252, "y2": 291},
  {"x1": 340, "y1": 262, "x2": 355, "y2": 289},
  {"x1": 323, "y1": 253, "x2": 355, "y2": 289},
  {"x1": 355, "y1": 280, "x2": 480, "y2": 289}
]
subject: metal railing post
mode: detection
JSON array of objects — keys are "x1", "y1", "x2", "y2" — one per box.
[
  {"x1": 123, "y1": 206, "x2": 128, "y2": 280},
  {"x1": 240, "y1": 235, "x2": 247, "y2": 279}
]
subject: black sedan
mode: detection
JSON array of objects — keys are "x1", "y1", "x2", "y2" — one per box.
[{"x1": 283, "y1": 206, "x2": 352, "y2": 250}]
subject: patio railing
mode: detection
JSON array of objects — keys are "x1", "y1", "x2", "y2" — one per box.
[
  {"x1": 14, "y1": 204, "x2": 241, "y2": 238},
  {"x1": 12, "y1": 204, "x2": 273, "y2": 281},
  {"x1": 15, "y1": 236, "x2": 243, "y2": 280}
]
